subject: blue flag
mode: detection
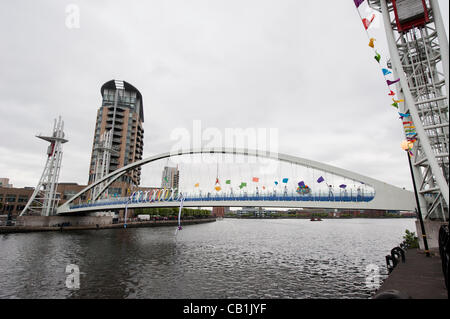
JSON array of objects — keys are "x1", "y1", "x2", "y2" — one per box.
[
  {"x1": 382, "y1": 68, "x2": 392, "y2": 75},
  {"x1": 317, "y1": 176, "x2": 324, "y2": 183},
  {"x1": 298, "y1": 181, "x2": 305, "y2": 188},
  {"x1": 282, "y1": 178, "x2": 289, "y2": 183}
]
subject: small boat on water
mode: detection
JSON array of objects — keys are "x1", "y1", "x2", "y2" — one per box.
[{"x1": 310, "y1": 217, "x2": 322, "y2": 221}]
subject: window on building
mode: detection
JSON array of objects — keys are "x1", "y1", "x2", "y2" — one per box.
[
  {"x1": 64, "y1": 191, "x2": 77, "y2": 200},
  {"x1": 5, "y1": 194, "x2": 16, "y2": 202},
  {"x1": 18, "y1": 196, "x2": 28, "y2": 203}
]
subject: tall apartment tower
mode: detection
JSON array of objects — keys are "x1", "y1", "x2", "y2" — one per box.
[
  {"x1": 161, "y1": 166, "x2": 179, "y2": 190},
  {"x1": 88, "y1": 80, "x2": 144, "y2": 197}
]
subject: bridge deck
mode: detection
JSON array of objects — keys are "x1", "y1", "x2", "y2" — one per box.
[{"x1": 69, "y1": 194, "x2": 375, "y2": 210}]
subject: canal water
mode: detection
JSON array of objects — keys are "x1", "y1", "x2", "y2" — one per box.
[{"x1": 0, "y1": 218, "x2": 415, "y2": 299}]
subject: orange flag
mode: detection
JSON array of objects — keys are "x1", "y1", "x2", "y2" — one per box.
[{"x1": 252, "y1": 177, "x2": 259, "y2": 182}]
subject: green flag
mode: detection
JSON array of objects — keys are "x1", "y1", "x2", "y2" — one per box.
[
  {"x1": 226, "y1": 180, "x2": 231, "y2": 184},
  {"x1": 374, "y1": 51, "x2": 381, "y2": 63}
]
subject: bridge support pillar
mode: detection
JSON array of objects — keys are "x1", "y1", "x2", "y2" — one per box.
[{"x1": 415, "y1": 220, "x2": 449, "y2": 251}]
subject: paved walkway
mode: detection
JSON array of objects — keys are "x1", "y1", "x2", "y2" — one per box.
[{"x1": 374, "y1": 249, "x2": 447, "y2": 299}]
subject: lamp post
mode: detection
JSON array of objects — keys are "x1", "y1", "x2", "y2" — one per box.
[
  {"x1": 401, "y1": 141, "x2": 430, "y2": 257},
  {"x1": 124, "y1": 196, "x2": 133, "y2": 229}
]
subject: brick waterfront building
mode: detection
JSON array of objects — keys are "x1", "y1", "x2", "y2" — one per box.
[{"x1": 0, "y1": 183, "x2": 87, "y2": 217}]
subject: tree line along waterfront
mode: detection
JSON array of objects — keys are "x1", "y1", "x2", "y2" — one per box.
[
  {"x1": 132, "y1": 207, "x2": 416, "y2": 220},
  {"x1": 224, "y1": 209, "x2": 416, "y2": 219}
]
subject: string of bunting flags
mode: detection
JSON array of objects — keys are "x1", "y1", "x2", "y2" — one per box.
[
  {"x1": 353, "y1": 0, "x2": 417, "y2": 155},
  {"x1": 191, "y1": 174, "x2": 348, "y2": 195},
  {"x1": 399, "y1": 112, "x2": 417, "y2": 156},
  {"x1": 353, "y1": 0, "x2": 401, "y2": 107}
]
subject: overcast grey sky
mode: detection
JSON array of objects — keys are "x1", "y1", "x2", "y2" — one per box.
[{"x1": 0, "y1": 0, "x2": 448, "y2": 190}]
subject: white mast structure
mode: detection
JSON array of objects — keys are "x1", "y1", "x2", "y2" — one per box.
[
  {"x1": 369, "y1": 0, "x2": 449, "y2": 220},
  {"x1": 20, "y1": 116, "x2": 68, "y2": 216},
  {"x1": 91, "y1": 129, "x2": 115, "y2": 200}
]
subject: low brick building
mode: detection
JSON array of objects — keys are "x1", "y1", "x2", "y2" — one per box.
[
  {"x1": 0, "y1": 187, "x2": 33, "y2": 216},
  {"x1": 0, "y1": 183, "x2": 88, "y2": 217}
]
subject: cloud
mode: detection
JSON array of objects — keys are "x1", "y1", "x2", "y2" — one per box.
[{"x1": 0, "y1": 0, "x2": 448, "y2": 193}]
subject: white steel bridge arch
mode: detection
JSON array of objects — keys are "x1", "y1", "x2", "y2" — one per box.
[{"x1": 57, "y1": 147, "x2": 415, "y2": 214}]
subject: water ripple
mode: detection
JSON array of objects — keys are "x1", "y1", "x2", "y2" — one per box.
[{"x1": 0, "y1": 218, "x2": 414, "y2": 298}]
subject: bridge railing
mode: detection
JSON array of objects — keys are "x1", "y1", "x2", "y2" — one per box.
[
  {"x1": 183, "y1": 194, "x2": 375, "y2": 202},
  {"x1": 68, "y1": 192, "x2": 375, "y2": 210}
]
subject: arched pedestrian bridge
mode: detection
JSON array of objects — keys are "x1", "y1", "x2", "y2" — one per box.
[{"x1": 57, "y1": 148, "x2": 416, "y2": 214}]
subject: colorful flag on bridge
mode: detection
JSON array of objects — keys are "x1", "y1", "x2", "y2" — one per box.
[{"x1": 298, "y1": 181, "x2": 305, "y2": 188}]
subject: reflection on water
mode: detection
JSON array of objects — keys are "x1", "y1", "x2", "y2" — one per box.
[{"x1": 0, "y1": 218, "x2": 415, "y2": 299}]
